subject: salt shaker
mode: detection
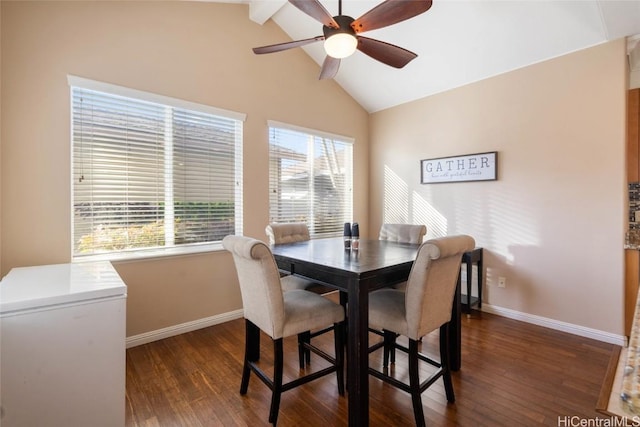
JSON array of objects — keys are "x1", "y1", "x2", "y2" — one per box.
[
  {"x1": 343, "y1": 222, "x2": 352, "y2": 250},
  {"x1": 351, "y1": 222, "x2": 360, "y2": 250}
]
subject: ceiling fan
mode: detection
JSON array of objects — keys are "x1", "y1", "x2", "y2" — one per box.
[{"x1": 252, "y1": 0, "x2": 433, "y2": 80}]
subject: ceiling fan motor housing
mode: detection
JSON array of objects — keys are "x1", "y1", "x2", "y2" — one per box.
[{"x1": 323, "y1": 15, "x2": 356, "y2": 39}]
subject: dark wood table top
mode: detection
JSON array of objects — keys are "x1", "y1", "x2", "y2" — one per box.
[{"x1": 270, "y1": 237, "x2": 419, "y2": 286}]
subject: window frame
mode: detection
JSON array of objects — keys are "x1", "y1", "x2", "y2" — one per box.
[
  {"x1": 267, "y1": 120, "x2": 354, "y2": 239},
  {"x1": 68, "y1": 76, "x2": 245, "y2": 262}
]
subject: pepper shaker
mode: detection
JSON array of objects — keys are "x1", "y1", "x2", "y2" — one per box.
[{"x1": 343, "y1": 222, "x2": 352, "y2": 250}]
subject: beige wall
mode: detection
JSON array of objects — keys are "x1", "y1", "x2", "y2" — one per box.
[
  {"x1": 370, "y1": 40, "x2": 627, "y2": 335},
  {"x1": 1, "y1": 1, "x2": 629, "y2": 338},
  {"x1": 0, "y1": 1, "x2": 369, "y2": 336}
]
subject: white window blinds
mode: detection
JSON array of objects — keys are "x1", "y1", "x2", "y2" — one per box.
[
  {"x1": 268, "y1": 121, "x2": 353, "y2": 237},
  {"x1": 70, "y1": 78, "x2": 244, "y2": 258}
]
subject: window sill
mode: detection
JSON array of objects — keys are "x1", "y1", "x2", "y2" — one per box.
[{"x1": 72, "y1": 243, "x2": 225, "y2": 264}]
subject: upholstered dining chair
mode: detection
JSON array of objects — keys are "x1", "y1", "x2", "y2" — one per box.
[
  {"x1": 265, "y1": 223, "x2": 333, "y2": 294},
  {"x1": 379, "y1": 223, "x2": 427, "y2": 245},
  {"x1": 378, "y1": 223, "x2": 427, "y2": 293},
  {"x1": 222, "y1": 235, "x2": 345, "y2": 426},
  {"x1": 265, "y1": 222, "x2": 338, "y2": 367},
  {"x1": 367, "y1": 235, "x2": 475, "y2": 427},
  {"x1": 265, "y1": 222, "x2": 310, "y2": 245},
  {"x1": 373, "y1": 223, "x2": 428, "y2": 362}
]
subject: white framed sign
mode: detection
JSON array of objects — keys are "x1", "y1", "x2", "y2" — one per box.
[{"x1": 420, "y1": 151, "x2": 497, "y2": 184}]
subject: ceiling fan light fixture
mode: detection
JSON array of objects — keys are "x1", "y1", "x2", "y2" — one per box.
[
  {"x1": 324, "y1": 33, "x2": 357, "y2": 59},
  {"x1": 253, "y1": 0, "x2": 433, "y2": 78}
]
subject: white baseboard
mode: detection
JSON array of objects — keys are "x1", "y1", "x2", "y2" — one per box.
[
  {"x1": 125, "y1": 304, "x2": 627, "y2": 349},
  {"x1": 481, "y1": 304, "x2": 626, "y2": 347},
  {"x1": 126, "y1": 309, "x2": 244, "y2": 348}
]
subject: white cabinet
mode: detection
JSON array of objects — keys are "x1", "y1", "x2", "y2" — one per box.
[{"x1": 0, "y1": 262, "x2": 127, "y2": 427}]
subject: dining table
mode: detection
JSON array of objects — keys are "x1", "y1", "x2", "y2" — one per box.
[{"x1": 270, "y1": 237, "x2": 462, "y2": 427}]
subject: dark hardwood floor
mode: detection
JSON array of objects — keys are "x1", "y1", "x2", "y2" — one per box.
[{"x1": 126, "y1": 308, "x2": 615, "y2": 426}]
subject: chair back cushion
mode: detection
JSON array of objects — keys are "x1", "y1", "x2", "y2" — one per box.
[
  {"x1": 265, "y1": 223, "x2": 311, "y2": 245},
  {"x1": 379, "y1": 223, "x2": 427, "y2": 244},
  {"x1": 405, "y1": 235, "x2": 475, "y2": 339},
  {"x1": 222, "y1": 235, "x2": 286, "y2": 337}
]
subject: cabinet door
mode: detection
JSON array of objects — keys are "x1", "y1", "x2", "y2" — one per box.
[
  {"x1": 629, "y1": 89, "x2": 639, "y2": 181},
  {"x1": 0, "y1": 297, "x2": 126, "y2": 427}
]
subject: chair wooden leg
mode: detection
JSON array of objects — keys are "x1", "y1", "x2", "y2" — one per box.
[
  {"x1": 408, "y1": 339, "x2": 426, "y2": 427},
  {"x1": 246, "y1": 319, "x2": 261, "y2": 362},
  {"x1": 305, "y1": 334, "x2": 311, "y2": 365},
  {"x1": 241, "y1": 321, "x2": 344, "y2": 424},
  {"x1": 390, "y1": 333, "x2": 398, "y2": 364},
  {"x1": 297, "y1": 331, "x2": 310, "y2": 369},
  {"x1": 240, "y1": 320, "x2": 259, "y2": 395},
  {"x1": 269, "y1": 338, "x2": 284, "y2": 425},
  {"x1": 382, "y1": 330, "x2": 396, "y2": 369},
  {"x1": 439, "y1": 323, "x2": 455, "y2": 403}
]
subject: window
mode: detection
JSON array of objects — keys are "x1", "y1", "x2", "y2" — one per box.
[
  {"x1": 70, "y1": 76, "x2": 244, "y2": 259},
  {"x1": 268, "y1": 121, "x2": 353, "y2": 237}
]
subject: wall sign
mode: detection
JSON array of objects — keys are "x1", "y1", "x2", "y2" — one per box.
[{"x1": 420, "y1": 151, "x2": 497, "y2": 184}]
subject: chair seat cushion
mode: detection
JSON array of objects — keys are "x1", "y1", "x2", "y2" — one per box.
[
  {"x1": 282, "y1": 290, "x2": 345, "y2": 338},
  {"x1": 281, "y1": 275, "x2": 316, "y2": 291},
  {"x1": 281, "y1": 275, "x2": 335, "y2": 295},
  {"x1": 369, "y1": 288, "x2": 407, "y2": 336}
]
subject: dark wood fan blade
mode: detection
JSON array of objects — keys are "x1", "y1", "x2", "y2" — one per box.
[
  {"x1": 319, "y1": 55, "x2": 340, "y2": 80},
  {"x1": 253, "y1": 36, "x2": 324, "y2": 54},
  {"x1": 351, "y1": 0, "x2": 433, "y2": 33},
  {"x1": 289, "y1": 0, "x2": 339, "y2": 28},
  {"x1": 356, "y1": 36, "x2": 417, "y2": 68}
]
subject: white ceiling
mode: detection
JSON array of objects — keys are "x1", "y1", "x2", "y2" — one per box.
[{"x1": 239, "y1": 1, "x2": 640, "y2": 113}]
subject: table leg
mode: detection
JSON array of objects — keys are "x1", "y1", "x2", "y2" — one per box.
[
  {"x1": 466, "y1": 259, "x2": 473, "y2": 313},
  {"x1": 478, "y1": 255, "x2": 483, "y2": 309},
  {"x1": 347, "y1": 277, "x2": 369, "y2": 426}
]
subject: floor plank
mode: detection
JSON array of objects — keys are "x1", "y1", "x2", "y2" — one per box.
[{"x1": 126, "y1": 311, "x2": 615, "y2": 426}]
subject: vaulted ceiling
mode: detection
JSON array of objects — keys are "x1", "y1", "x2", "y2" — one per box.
[{"x1": 237, "y1": 1, "x2": 640, "y2": 113}]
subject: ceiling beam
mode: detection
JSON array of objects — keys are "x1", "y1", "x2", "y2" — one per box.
[{"x1": 249, "y1": 0, "x2": 287, "y2": 25}]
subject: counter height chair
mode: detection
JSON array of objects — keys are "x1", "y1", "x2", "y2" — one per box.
[
  {"x1": 265, "y1": 222, "x2": 310, "y2": 245},
  {"x1": 368, "y1": 235, "x2": 475, "y2": 427},
  {"x1": 375, "y1": 223, "x2": 427, "y2": 362},
  {"x1": 222, "y1": 235, "x2": 345, "y2": 426},
  {"x1": 266, "y1": 223, "x2": 338, "y2": 366},
  {"x1": 378, "y1": 223, "x2": 427, "y2": 245},
  {"x1": 378, "y1": 223, "x2": 427, "y2": 292},
  {"x1": 265, "y1": 223, "x2": 333, "y2": 294}
]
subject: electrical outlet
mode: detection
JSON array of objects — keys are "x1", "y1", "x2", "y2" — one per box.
[{"x1": 498, "y1": 276, "x2": 506, "y2": 288}]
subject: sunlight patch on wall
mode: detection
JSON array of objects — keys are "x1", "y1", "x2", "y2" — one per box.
[
  {"x1": 385, "y1": 164, "x2": 540, "y2": 274},
  {"x1": 412, "y1": 190, "x2": 447, "y2": 237},
  {"x1": 485, "y1": 186, "x2": 540, "y2": 264},
  {"x1": 383, "y1": 165, "x2": 409, "y2": 223}
]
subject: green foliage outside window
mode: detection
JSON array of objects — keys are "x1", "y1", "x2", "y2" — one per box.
[{"x1": 75, "y1": 201, "x2": 235, "y2": 253}]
